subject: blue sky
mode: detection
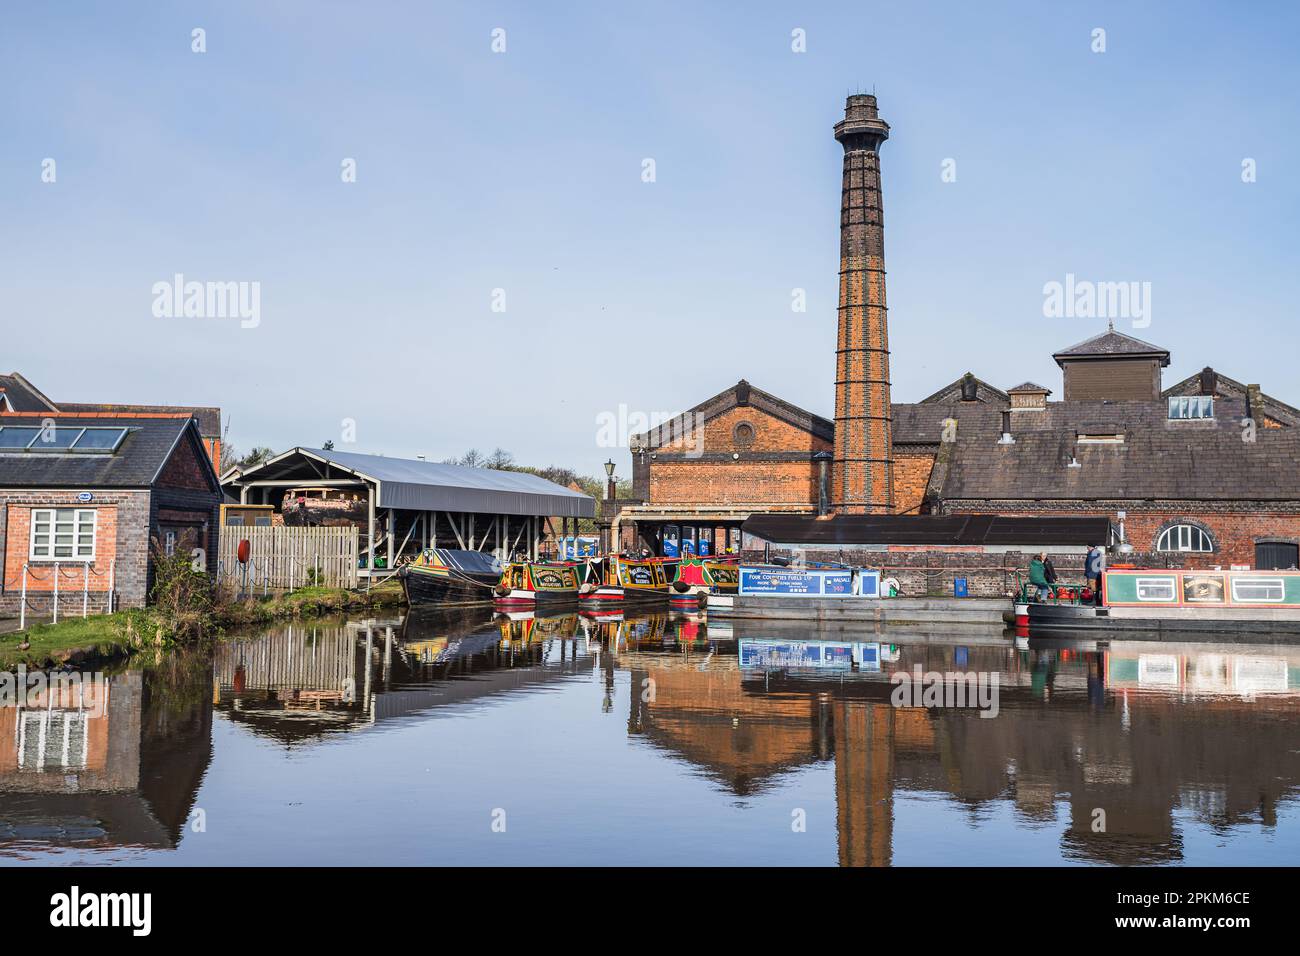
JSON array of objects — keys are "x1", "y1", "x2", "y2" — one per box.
[{"x1": 4, "y1": 1, "x2": 1298, "y2": 477}]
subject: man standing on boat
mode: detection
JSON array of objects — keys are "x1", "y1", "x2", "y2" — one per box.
[{"x1": 1085, "y1": 544, "x2": 1105, "y2": 605}]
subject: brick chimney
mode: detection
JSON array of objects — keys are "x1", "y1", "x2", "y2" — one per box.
[{"x1": 831, "y1": 93, "x2": 893, "y2": 514}]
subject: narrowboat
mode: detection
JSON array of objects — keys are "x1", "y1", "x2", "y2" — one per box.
[
  {"x1": 399, "y1": 548, "x2": 502, "y2": 607},
  {"x1": 495, "y1": 609, "x2": 580, "y2": 645},
  {"x1": 492, "y1": 561, "x2": 582, "y2": 609},
  {"x1": 281, "y1": 486, "x2": 368, "y2": 527},
  {"x1": 1027, "y1": 568, "x2": 1300, "y2": 638},
  {"x1": 669, "y1": 555, "x2": 739, "y2": 609},
  {"x1": 578, "y1": 555, "x2": 676, "y2": 608}
]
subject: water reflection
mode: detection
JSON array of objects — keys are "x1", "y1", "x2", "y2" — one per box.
[
  {"x1": 0, "y1": 656, "x2": 212, "y2": 855},
  {"x1": 1, "y1": 610, "x2": 1298, "y2": 865}
]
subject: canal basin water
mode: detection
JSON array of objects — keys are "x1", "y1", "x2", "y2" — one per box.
[{"x1": 2, "y1": 608, "x2": 1298, "y2": 866}]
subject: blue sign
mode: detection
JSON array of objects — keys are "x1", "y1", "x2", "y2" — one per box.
[
  {"x1": 76, "y1": 492, "x2": 94, "y2": 503},
  {"x1": 739, "y1": 640, "x2": 854, "y2": 670},
  {"x1": 739, "y1": 566, "x2": 881, "y2": 599},
  {"x1": 854, "y1": 642, "x2": 881, "y2": 671},
  {"x1": 698, "y1": 540, "x2": 711, "y2": 556},
  {"x1": 663, "y1": 538, "x2": 679, "y2": 558},
  {"x1": 954, "y1": 577, "x2": 969, "y2": 597}
]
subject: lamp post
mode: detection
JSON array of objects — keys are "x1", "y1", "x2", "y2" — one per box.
[{"x1": 603, "y1": 459, "x2": 617, "y2": 554}]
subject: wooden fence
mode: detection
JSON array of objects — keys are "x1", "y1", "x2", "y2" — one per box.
[{"x1": 217, "y1": 526, "x2": 359, "y2": 590}]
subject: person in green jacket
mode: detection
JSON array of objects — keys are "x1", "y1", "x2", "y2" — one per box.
[{"x1": 1028, "y1": 553, "x2": 1055, "y2": 600}]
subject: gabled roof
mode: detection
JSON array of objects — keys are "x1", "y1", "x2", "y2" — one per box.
[
  {"x1": 1162, "y1": 367, "x2": 1300, "y2": 427},
  {"x1": 937, "y1": 408, "x2": 1300, "y2": 501},
  {"x1": 632, "y1": 380, "x2": 833, "y2": 450},
  {"x1": 0, "y1": 372, "x2": 222, "y2": 435},
  {"x1": 59, "y1": 403, "x2": 222, "y2": 436},
  {"x1": 0, "y1": 373, "x2": 59, "y2": 413},
  {"x1": 1007, "y1": 382, "x2": 1051, "y2": 394},
  {"x1": 1052, "y1": 330, "x2": 1170, "y2": 366},
  {"x1": 918, "y1": 374, "x2": 1010, "y2": 406},
  {"x1": 227, "y1": 447, "x2": 594, "y2": 518},
  {"x1": 0, "y1": 414, "x2": 215, "y2": 489}
]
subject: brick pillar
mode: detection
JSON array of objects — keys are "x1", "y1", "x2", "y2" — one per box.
[{"x1": 831, "y1": 94, "x2": 894, "y2": 514}]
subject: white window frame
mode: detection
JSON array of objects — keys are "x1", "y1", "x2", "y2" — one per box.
[
  {"x1": 29, "y1": 507, "x2": 97, "y2": 562},
  {"x1": 1167, "y1": 395, "x2": 1214, "y2": 420},
  {"x1": 1231, "y1": 577, "x2": 1285, "y2": 603},
  {"x1": 1135, "y1": 577, "x2": 1178, "y2": 602},
  {"x1": 1156, "y1": 524, "x2": 1213, "y2": 553}
]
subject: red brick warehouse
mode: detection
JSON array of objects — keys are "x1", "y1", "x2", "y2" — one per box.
[{"x1": 604, "y1": 95, "x2": 1300, "y2": 571}]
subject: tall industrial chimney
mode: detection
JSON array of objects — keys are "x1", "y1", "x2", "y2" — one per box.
[{"x1": 831, "y1": 93, "x2": 894, "y2": 514}]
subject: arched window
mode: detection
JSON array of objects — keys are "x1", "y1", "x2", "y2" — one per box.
[{"x1": 1156, "y1": 524, "x2": 1214, "y2": 553}]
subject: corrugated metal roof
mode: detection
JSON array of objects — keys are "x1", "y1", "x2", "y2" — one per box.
[{"x1": 234, "y1": 448, "x2": 594, "y2": 518}]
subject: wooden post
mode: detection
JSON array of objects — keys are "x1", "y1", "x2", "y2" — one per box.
[
  {"x1": 367, "y1": 485, "x2": 376, "y2": 571},
  {"x1": 386, "y1": 508, "x2": 395, "y2": 569}
]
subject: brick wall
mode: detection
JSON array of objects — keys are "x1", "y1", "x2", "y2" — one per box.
[
  {"x1": 740, "y1": 544, "x2": 1188, "y2": 598},
  {"x1": 942, "y1": 500, "x2": 1300, "y2": 569},
  {"x1": 0, "y1": 490, "x2": 151, "y2": 616},
  {"x1": 892, "y1": 450, "x2": 936, "y2": 515},
  {"x1": 647, "y1": 406, "x2": 830, "y2": 510},
  {"x1": 151, "y1": 428, "x2": 222, "y2": 585}
]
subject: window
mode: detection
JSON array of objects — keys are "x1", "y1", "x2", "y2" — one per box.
[
  {"x1": 1231, "y1": 577, "x2": 1285, "y2": 603},
  {"x1": 29, "y1": 508, "x2": 96, "y2": 561},
  {"x1": 0, "y1": 425, "x2": 127, "y2": 453},
  {"x1": 1135, "y1": 577, "x2": 1177, "y2": 602},
  {"x1": 1168, "y1": 395, "x2": 1214, "y2": 420},
  {"x1": 1156, "y1": 524, "x2": 1214, "y2": 553}
]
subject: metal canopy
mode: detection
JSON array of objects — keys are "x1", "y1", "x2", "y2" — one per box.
[{"x1": 227, "y1": 447, "x2": 594, "y2": 518}]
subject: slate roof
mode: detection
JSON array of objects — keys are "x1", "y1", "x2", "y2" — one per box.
[
  {"x1": 939, "y1": 402, "x2": 1300, "y2": 500},
  {"x1": 0, "y1": 414, "x2": 203, "y2": 488},
  {"x1": 891, "y1": 402, "x2": 1005, "y2": 444},
  {"x1": 1007, "y1": 382, "x2": 1051, "y2": 393},
  {"x1": 1162, "y1": 367, "x2": 1300, "y2": 427},
  {"x1": 59, "y1": 403, "x2": 222, "y2": 437},
  {"x1": 918, "y1": 374, "x2": 1010, "y2": 405},
  {"x1": 1052, "y1": 330, "x2": 1170, "y2": 365},
  {"x1": 0, "y1": 372, "x2": 221, "y2": 436},
  {"x1": 0, "y1": 373, "x2": 58, "y2": 413},
  {"x1": 743, "y1": 513, "x2": 1112, "y2": 547}
]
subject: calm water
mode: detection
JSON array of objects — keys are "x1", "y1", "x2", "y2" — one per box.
[{"x1": 2, "y1": 609, "x2": 1299, "y2": 866}]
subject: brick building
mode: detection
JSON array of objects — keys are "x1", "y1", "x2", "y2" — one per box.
[
  {"x1": 0, "y1": 371, "x2": 223, "y2": 468},
  {"x1": 0, "y1": 414, "x2": 222, "y2": 617},
  {"x1": 605, "y1": 94, "x2": 1300, "y2": 573}
]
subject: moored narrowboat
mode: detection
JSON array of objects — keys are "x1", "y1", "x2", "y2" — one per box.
[
  {"x1": 399, "y1": 548, "x2": 502, "y2": 607},
  {"x1": 669, "y1": 555, "x2": 740, "y2": 609},
  {"x1": 1027, "y1": 568, "x2": 1300, "y2": 639},
  {"x1": 493, "y1": 561, "x2": 582, "y2": 609},
  {"x1": 578, "y1": 554, "x2": 675, "y2": 608}
]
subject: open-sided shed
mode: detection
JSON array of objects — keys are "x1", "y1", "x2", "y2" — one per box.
[{"x1": 221, "y1": 447, "x2": 594, "y2": 573}]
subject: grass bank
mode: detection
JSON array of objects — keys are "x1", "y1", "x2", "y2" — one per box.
[{"x1": 0, "y1": 578, "x2": 406, "y2": 671}]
